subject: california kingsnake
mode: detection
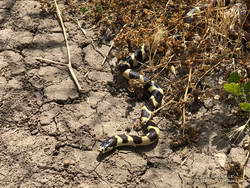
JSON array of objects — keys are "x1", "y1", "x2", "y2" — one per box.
[{"x1": 99, "y1": 45, "x2": 164, "y2": 153}]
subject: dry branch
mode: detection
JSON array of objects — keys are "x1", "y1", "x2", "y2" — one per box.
[
  {"x1": 75, "y1": 18, "x2": 105, "y2": 58},
  {"x1": 53, "y1": 0, "x2": 83, "y2": 92},
  {"x1": 182, "y1": 66, "x2": 192, "y2": 128},
  {"x1": 35, "y1": 57, "x2": 67, "y2": 67},
  {"x1": 101, "y1": 24, "x2": 127, "y2": 66}
]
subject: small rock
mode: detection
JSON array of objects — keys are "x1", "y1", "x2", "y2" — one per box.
[
  {"x1": 116, "y1": 127, "x2": 122, "y2": 131},
  {"x1": 214, "y1": 153, "x2": 227, "y2": 168},
  {"x1": 63, "y1": 159, "x2": 73, "y2": 167},
  {"x1": 41, "y1": 122, "x2": 57, "y2": 135},
  {"x1": 214, "y1": 95, "x2": 220, "y2": 100},
  {"x1": 204, "y1": 98, "x2": 213, "y2": 108},
  {"x1": 30, "y1": 129, "x2": 38, "y2": 135},
  {"x1": 229, "y1": 147, "x2": 246, "y2": 166}
]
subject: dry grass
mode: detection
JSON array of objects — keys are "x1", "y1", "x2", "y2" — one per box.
[
  {"x1": 38, "y1": 0, "x2": 250, "y2": 66},
  {"x1": 85, "y1": 0, "x2": 250, "y2": 146},
  {"x1": 38, "y1": 0, "x2": 250, "y2": 142},
  {"x1": 34, "y1": 1, "x2": 250, "y2": 185},
  {"x1": 81, "y1": 0, "x2": 249, "y2": 81},
  {"x1": 227, "y1": 117, "x2": 250, "y2": 142}
]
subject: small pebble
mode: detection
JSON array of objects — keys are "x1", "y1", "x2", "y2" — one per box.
[
  {"x1": 63, "y1": 159, "x2": 72, "y2": 167},
  {"x1": 30, "y1": 129, "x2": 38, "y2": 135},
  {"x1": 214, "y1": 95, "x2": 220, "y2": 100}
]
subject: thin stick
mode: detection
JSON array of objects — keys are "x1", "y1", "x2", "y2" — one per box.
[
  {"x1": 75, "y1": 18, "x2": 105, "y2": 58},
  {"x1": 151, "y1": 54, "x2": 174, "y2": 80},
  {"x1": 53, "y1": 0, "x2": 70, "y2": 66},
  {"x1": 75, "y1": 18, "x2": 87, "y2": 36},
  {"x1": 101, "y1": 41, "x2": 114, "y2": 65},
  {"x1": 182, "y1": 66, "x2": 192, "y2": 128},
  {"x1": 154, "y1": 98, "x2": 174, "y2": 114},
  {"x1": 35, "y1": 57, "x2": 67, "y2": 67},
  {"x1": 101, "y1": 24, "x2": 127, "y2": 66},
  {"x1": 164, "y1": 0, "x2": 171, "y2": 12},
  {"x1": 53, "y1": 0, "x2": 82, "y2": 92},
  {"x1": 194, "y1": 61, "x2": 221, "y2": 88}
]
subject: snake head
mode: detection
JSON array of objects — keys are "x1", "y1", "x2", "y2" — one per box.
[{"x1": 99, "y1": 136, "x2": 117, "y2": 153}]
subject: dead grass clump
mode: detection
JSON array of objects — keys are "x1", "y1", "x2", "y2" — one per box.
[
  {"x1": 37, "y1": 0, "x2": 250, "y2": 148},
  {"x1": 83, "y1": 0, "x2": 250, "y2": 145}
]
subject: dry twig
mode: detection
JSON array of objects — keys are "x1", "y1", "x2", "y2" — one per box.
[
  {"x1": 182, "y1": 66, "x2": 192, "y2": 128},
  {"x1": 194, "y1": 61, "x2": 221, "y2": 88},
  {"x1": 101, "y1": 24, "x2": 127, "y2": 66},
  {"x1": 151, "y1": 54, "x2": 174, "y2": 80},
  {"x1": 101, "y1": 41, "x2": 114, "y2": 66},
  {"x1": 75, "y1": 18, "x2": 105, "y2": 58},
  {"x1": 53, "y1": 0, "x2": 83, "y2": 92},
  {"x1": 35, "y1": 57, "x2": 67, "y2": 67}
]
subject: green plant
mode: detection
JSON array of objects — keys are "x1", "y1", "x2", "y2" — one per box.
[
  {"x1": 224, "y1": 72, "x2": 250, "y2": 140},
  {"x1": 80, "y1": 7, "x2": 88, "y2": 14},
  {"x1": 95, "y1": 3, "x2": 103, "y2": 13},
  {"x1": 224, "y1": 72, "x2": 250, "y2": 112}
]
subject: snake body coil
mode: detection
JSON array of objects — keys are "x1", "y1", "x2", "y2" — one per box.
[{"x1": 99, "y1": 45, "x2": 164, "y2": 153}]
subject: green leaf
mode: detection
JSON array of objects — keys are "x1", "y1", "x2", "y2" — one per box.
[
  {"x1": 223, "y1": 83, "x2": 243, "y2": 96},
  {"x1": 243, "y1": 81, "x2": 250, "y2": 93},
  {"x1": 80, "y1": 7, "x2": 88, "y2": 14},
  {"x1": 95, "y1": 4, "x2": 103, "y2": 13},
  {"x1": 239, "y1": 103, "x2": 250, "y2": 112},
  {"x1": 228, "y1": 72, "x2": 241, "y2": 83}
]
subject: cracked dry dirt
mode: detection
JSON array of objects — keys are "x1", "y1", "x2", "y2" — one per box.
[{"x1": 0, "y1": 0, "x2": 250, "y2": 188}]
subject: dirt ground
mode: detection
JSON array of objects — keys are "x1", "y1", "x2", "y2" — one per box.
[{"x1": 0, "y1": 0, "x2": 250, "y2": 187}]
